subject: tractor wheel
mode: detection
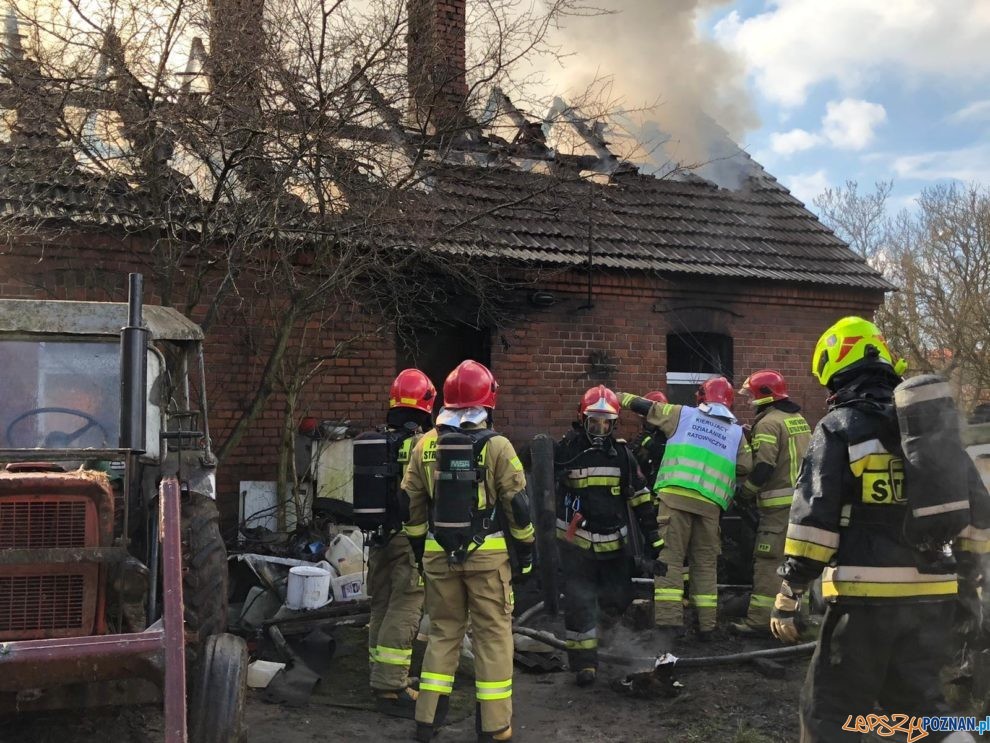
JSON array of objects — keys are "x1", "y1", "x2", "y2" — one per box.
[
  {"x1": 188, "y1": 633, "x2": 248, "y2": 743},
  {"x1": 182, "y1": 491, "x2": 229, "y2": 667}
]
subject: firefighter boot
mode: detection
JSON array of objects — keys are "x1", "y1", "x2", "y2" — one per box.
[
  {"x1": 576, "y1": 667, "x2": 597, "y2": 687},
  {"x1": 376, "y1": 686, "x2": 419, "y2": 719},
  {"x1": 415, "y1": 695, "x2": 449, "y2": 741},
  {"x1": 476, "y1": 702, "x2": 513, "y2": 741}
]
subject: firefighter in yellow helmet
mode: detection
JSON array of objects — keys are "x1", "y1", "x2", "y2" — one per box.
[
  {"x1": 729, "y1": 370, "x2": 811, "y2": 637},
  {"x1": 358, "y1": 370, "x2": 435, "y2": 717},
  {"x1": 774, "y1": 316, "x2": 978, "y2": 742},
  {"x1": 402, "y1": 360, "x2": 534, "y2": 743},
  {"x1": 618, "y1": 378, "x2": 752, "y2": 643}
]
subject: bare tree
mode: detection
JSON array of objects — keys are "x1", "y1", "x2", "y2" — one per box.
[
  {"x1": 0, "y1": 0, "x2": 625, "y2": 523},
  {"x1": 816, "y1": 180, "x2": 990, "y2": 413},
  {"x1": 814, "y1": 179, "x2": 894, "y2": 259}
]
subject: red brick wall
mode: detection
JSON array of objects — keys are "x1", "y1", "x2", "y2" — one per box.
[{"x1": 0, "y1": 236, "x2": 883, "y2": 526}]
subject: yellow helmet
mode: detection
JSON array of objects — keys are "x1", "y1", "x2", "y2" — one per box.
[{"x1": 812, "y1": 316, "x2": 907, "y2": 387}]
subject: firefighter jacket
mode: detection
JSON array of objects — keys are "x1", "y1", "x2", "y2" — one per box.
[
  {"x1": 402, "y1": 424, "x2": 534, "y2": 571},
  {"x1": 554, "y1": 428, "x2": 661, "y2": 557},
  {"x1": 740, "y1": 402, "x2": 811, "y2": 510},
  {"x1": 630, "y1": 426, "x2": 667, "y2": 491},
  {"x1": 780, "y1": 385, "x2": 959, "y2": 602},
  {"x1": 644, "y1": 402, "x2": 752, "y2": 516}
]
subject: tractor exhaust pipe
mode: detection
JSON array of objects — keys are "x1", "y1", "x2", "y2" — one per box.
[{"x1": 119, "y1": 273, "x2": 149, "y2": 452}]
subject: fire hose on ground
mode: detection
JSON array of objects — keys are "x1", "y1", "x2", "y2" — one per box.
[{"x1": 512, "y1": 601, "x2": 817, "y2": 669}]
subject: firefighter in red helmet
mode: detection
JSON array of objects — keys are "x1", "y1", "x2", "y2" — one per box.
[
  {"x1": 554, "y1": 385, "x2": 661, "y2": 686},
  {"x1": 630, "y1": 391, "x2": 669, "y2": 488},
  {"x1": 358, "y1": 369, "x2": 435, "y2": 716},
  {"x1": 728, "y1": 370, "x2": 811, "y2": 637},
  {"x1": 403, "y1": 360, "x2": 533, "y2": 742},
  {"x1": 619, "y1": 377, "x2": 751, "y2": 643}
]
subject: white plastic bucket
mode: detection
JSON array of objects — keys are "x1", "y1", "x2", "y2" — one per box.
[{"x1": 286, "y1": 564, "x2": 332, "y2": 610}]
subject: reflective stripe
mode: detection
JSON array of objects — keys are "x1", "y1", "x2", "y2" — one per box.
[
  {"x1": 476, "y1": 679, "x2": 512, "y2": 701},
  {"x1": 786, "y1": 523, "x2": 840, "y2": 547},
  {"x1": 567, "y1": 476, "x2": 622, "y2": 488},
  {"x1": 629, "y1": 490, "x2": 652, "y2": 507},
  {"x1": 957, "y1": 526, "x2": 990, "y2": 554},
  {"x1": 425, "y1": 532, "x2": 506, "y2": 553},
  {"x1": 569, "y1": 467, "x2": 622, "y2": 478},
  {"x1": 894, "y1": 380, "x2": 952, "y2": 405},
  {"x1": 654, "y1": 587, "x2": 683, "y2": 602},
  {"x1": 785, "y1": 538, "x2": 836, "y2": 563},
  {"x1": 421, "y1": 671, "x2": 455, "y2": 694},
  {"x1": 848, "y1": 438, "x2": 888, "y2": 462},
  {"x1": 753, "y1": 433, "x2": 777, "y2": 446},
  {"x1": 748, "y1": 594, "x2": 775, "y2": 608},
  {"x1": 692, "y1": 593, "x2": 717, "y2": 608},
  {"x1": 651, "y1": 537, "x2": 664, "y2": 549},
  {"x1": 661, "y1": 455, "x2": 736, "y2": 492},
  {"x1": 758, "y1": 488, "x2": 793, "y2": 508},
  {"x1": 373, "y1": 646, "x2": 413, "y2": 666},
  {"x1": 822, "y1": 565, "x2": 957, "y2": 598},
  {"x1": 509, "y1": 456, "x2": 523, "y2": 471},
  {"x1": 555, "y1": 519, "x2": 627, "y2": 552},
  {"x1": 404, "y1": 522, "x2": 428, "y2": 537},
  {"x1": 510, "y1": 523, "x2": 535, "y2": 540},
  {"x1": 565, "y1": 628, "x2": 598, "y2": 650},
  {"x1": 913, "y1": 500, "x2": 969, "y2": 518}
]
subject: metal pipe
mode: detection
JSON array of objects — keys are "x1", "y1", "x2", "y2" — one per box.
[
  {"x1": 160, "y1": 477, "x2": 188, "y2": 743},
  {"x1": 119, "y1": 273, "x2": 149, "y2": 453},
  {"x1": 510, "y1": 625, "x2": 816, "y2": 668},
  {"x1": 197, "y1": 343, "x2": 215, "y2": 465}
]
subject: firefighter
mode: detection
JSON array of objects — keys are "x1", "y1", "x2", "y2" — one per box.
[
  {"x1": 361, "y1": 369, "x2": 435, "y2": 717},
  {"x1": 729, "y1": 370, "x2": 811, "y2": 637},
  {"x1": 402, "y1": 360, "x2": 533, "y2": 743},
  {"x1": 773, "y1": 316, "x2": 976, "y2": 742},
  {"x1": 619, "y1": 378, "x2": 752, "y2": 642},
  {"x1": 630, "y1": 390, "x2": 670, "y2": 488},
  {"x1": 555, "y1": 385, "x2": 662, "y2": 687}
]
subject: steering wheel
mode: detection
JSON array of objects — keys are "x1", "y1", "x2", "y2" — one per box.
[{"x1": 5, "y1": 407, "x2": 111, "y2": 448}]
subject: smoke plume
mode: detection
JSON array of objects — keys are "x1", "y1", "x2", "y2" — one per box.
[{"x1": 549, "y1": 0, "x2": 759, "y2": 189}]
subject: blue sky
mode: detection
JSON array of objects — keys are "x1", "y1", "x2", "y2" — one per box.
[{"x1": 703, "y1": 0, "x2": 990, "y2": 211}]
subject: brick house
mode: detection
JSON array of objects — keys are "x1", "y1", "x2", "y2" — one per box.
[{"x1": 0, "y1": 0, "x2": 889, "y2": 526}]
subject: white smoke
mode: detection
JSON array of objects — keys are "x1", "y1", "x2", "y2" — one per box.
[{"x1": 547, "y1": 0, "x2": 760, "y2": 189}]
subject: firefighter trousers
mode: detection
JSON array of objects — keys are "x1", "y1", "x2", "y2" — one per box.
[
  {"x1": 367, "y1": 534, "x2": 425, "y2": 692},
  {"x1": 654, "y1": 503, "x2": 719, "y2": 630},
  {"x1": 416, "y1": 559, "x2": 514, "y2": 735},
  {"x1": 744, "y1": 506, "x2": 789, "y2": 628},
  {"x1": 560, "y1": 542, "x2": 633, "y2": 670},
  {"x1": 800, "y1": 600, "x2": 956, "y2": 742}
]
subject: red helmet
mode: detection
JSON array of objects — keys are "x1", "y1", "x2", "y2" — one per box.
[
  {"x1": 644, "y1": 391, "x2": 668, "y2": 405},
  {"x1": 443, "y1": 360, "x2": 498, "y2": 409},
  {"x1": 739, "y1": 369, "x2": 789, "y2": 406},
  {"x1": 389, "y1": 368, "x2": 437, "y2": 414},
  {"x1": 579, "y1": 385, "x2": 621, "y2": 419},
  {"x1": 699, "y1": 376, "x2": 734, "y2": 407}
]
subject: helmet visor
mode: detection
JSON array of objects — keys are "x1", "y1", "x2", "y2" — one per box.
[{"x1": 584, "y1": 414, "x2": 615, "y2": 438}]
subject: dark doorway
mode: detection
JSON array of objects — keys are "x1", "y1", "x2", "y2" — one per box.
[
  {"x1": 397, "y1": 324, "x2": 491, "y2": 410},
  {"x1": 665, "y1": 332, "x2": 734, "y2": 406}
]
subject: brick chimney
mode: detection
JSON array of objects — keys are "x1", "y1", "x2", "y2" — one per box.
[
  {"x1": 407, "y1": 0, "x2": 468, "y2": 135},
  {"x1": 207, "y1": 0, "x2": 265, "y2": 111}
]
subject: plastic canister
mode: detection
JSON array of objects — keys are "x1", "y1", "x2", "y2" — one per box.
[
  {"x1": 285, "y1": 562, "x2": 332, "y2": 610},
  {"x1": 326, "y1": 533, "x2": 365, "y2": 577}
]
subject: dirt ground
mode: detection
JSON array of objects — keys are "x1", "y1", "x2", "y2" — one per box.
[{"x1": 2, "y1": 621, "x2": 802, "y2": 743}]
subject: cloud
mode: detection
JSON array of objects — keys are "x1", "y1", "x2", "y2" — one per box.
[
  {"x1": 821, "y1": 99, "x2": 887, "y2": 150},
  {"x1": 769, "y1": 128, "x2": 822, "y2": 155},
  {"x1": 892, "y1": 143, "x2": 990, "y2": 183},
  {"x1": 785, "y1": 169, "x2": 830, "y2": 206},
  {"x1": 947, "y1": 99, "x2": 990, "y2": 124},
  {"x1": 766, "y1": 98, "x2": 885, "y2": 157},
  {"x1": 715, "y1": 1, "x2": 990, "y2": 107}
]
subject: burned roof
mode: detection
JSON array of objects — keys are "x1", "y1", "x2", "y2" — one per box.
[{"x1": 406, "y1": 163, "x2": 891, "y2": 290}]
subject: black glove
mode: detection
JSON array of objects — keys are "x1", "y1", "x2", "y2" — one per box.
[
  {"x1": 409, "y1": 535, "x2": 425, "y2": 571},
  {"x1": 653, "y1": 558, "x2": 668, "y2": 578},
  {"x1": 617, "y1": 392, "x2": 654, "y2": 417},
  {"x1": 514, "y1": 542, "x2": 534, "y2": 583}
]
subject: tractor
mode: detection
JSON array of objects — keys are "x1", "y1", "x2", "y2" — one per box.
[{"x1": 0, "y1": 275, "x2": 247, "y2": 742}]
